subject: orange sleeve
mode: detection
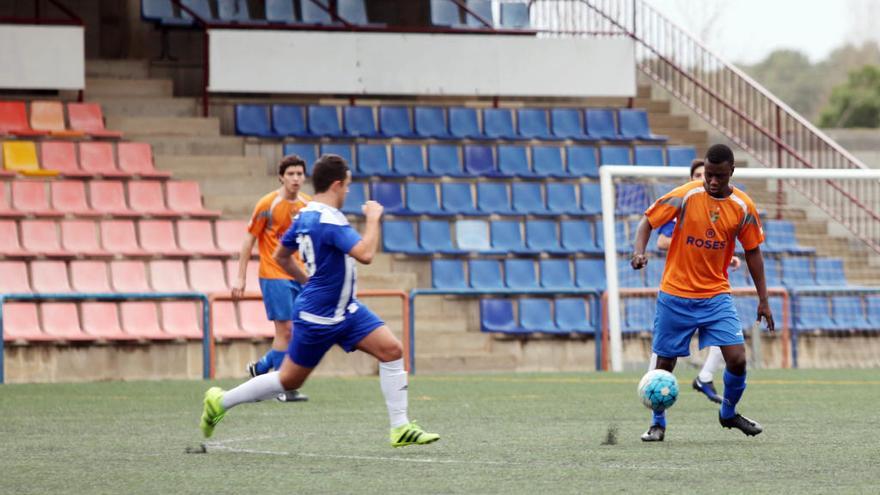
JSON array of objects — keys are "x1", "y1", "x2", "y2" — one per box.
[
  {"x1": 247, "y1": 197, "x2": 270, "y2": 237},
  {"x1": 644, "y1": 184, "x2": 689, "y2": 229},
  {"x1": 737, "y1": 199, "x2": 764, "y2": 251}
]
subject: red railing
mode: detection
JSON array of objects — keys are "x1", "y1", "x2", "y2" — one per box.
[{"x1": 531, "y1": 0, "x2": 880, "y2": 254}]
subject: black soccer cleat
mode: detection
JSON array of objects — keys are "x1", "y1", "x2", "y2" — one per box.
[
  {"x1": 276, "y1": 390, "x2": 309, "y2": 402},
  {"x1": 640, "y1": 424, "x2": 665, "y2": 442},
  {"x1": 246, "y1": 361, "x2": 258, "y2": 378},
  {"x1": 719, "y1": 412, "x2": 763, "y2": 436},
  {"x1": 692, "y1": 377, "x2": 723, "y2": 404}
]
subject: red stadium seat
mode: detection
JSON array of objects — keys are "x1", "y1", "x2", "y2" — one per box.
[
  {"x1": 239, "y1": 300, "x2": 274, "y2": 337},
  {"x1": 110, "y1": 260, "x2": 151, "y2": 292},
  {"x1": 139, "y1": 220, "x2": 186, "y2": 257},
  {"x1": 66, "y1": 103, "x2": 124, "y2": 139},
  {"x1": 20, "y1": 220, "x2": 73, "y2": 258},
  {"x1": 159, "y1": 301, "x2": 203, "y2": 339},
  {"x1": 166, "y1": 181, "x2": 220, "y2": 217},
  {"x1": 79, "y1": 142, "x2": 130, "y2": 178},
  {"x1": 80, "y1": 302, "x2": 133, "y2": 340},
  {"x1": 3, "y1": 303, "x2": 54, "y2": 342},
  {"x1": 215, "y1": 219, "x2": 251, "y2": 255},
  {"x1": 12, "y1": 181, "x2": 63, "y2": 217},
  {"x1": 29, "y1": 101, "x2": 84, "y2": 138},
  {"x1": 40, "y1": 141, "x2": 91, "y2": 178},
  {"x1": 212, "y1": 301, "x2": 251, "y2": 340},
  {"x1": 60, "y1": 219, "x2": 111, "y2": 257},
  {"x1": 117, "y1": 142, "x2": 171, "y2": 179},
  {"x1": 3, "y1": 141, "x2": 59, "y2": 177},
  {"x1": 188, "y1": 259, "x2": 228, "y2": 293},
  {"x1": 129, "y1": 181, "x2": 178, "y2": 217},
  {"x1": 89, "y1": 181, "x2": 139, "y2": 218},
  {"x1": 0, "y1": 101, "x2": 47, "y2": 137},
  {"x1": 0, "y1": 183, "x2": 25, "y2": 218},
  {"x1": 0, "y1": 260, "x2": 31, "y2": 292},
  {"x1": 120, "y1": 301, "x2": 174, "y2": 340},
  {"x1": 99, "y1": 220, "x2": 148, "y2": 257},
  {"x1": 40, "y1": 302, "x2": 94, "y2": 341},
  {"x1": 148, "y1": 260, "x2": 190, "y2": 292},
  {"x1": 177, "y1": 219, "x2": 225, "y2": 257},
  {"x1": 51, "y1": 181, "x2": 101, "y2": 217},
  {"x1": 30, "y1": 260, "x2": 72, "y2": 293},
  {"x1": 70, "y1": 260, "x2": 112, "y2": 293},
  {"x1": 0, "y1": 220, "x2": 31, "y2": 257},
  {"x1": 226, "y1": 258, "x2": 259, "y2": 293}
]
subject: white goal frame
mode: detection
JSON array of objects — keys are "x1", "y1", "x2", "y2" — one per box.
[{"x1": 599, "y1": 165, "x2": 880, "y2": 372}]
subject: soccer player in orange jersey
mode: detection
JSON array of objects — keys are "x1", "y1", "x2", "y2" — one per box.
[
  {"x1": 631, "y1": 144, "x2": 774, "y2": 441},
  {"x1": 232, "y1": 155, "x2": 311, "y2": 402}
]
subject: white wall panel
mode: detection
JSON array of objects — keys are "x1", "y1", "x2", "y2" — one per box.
[{"x1": 0, "y1": 25, "x2": 84, "y2": 90}]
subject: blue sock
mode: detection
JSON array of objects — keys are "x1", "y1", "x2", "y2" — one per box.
[
  {"x1": 269, "y1": 349, "x2": 286, "y2": 371},
  {"x1": 652, "y1": 409, "x2": 666, "y2": 428},
  {"x1": 255, "y1": 350, "x2": 285, "y2": 375},
  {"x1": 720, "y1": 369, "x2": 747, "y2": 419}
]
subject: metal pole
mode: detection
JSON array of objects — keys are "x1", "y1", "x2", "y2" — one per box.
[{"x1": 599, "y1": 166, "x2": 623, "y2": 371}]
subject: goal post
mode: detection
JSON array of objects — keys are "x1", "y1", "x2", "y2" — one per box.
[{"x1": 599, "y1": 165, "x2": 880, "y2": 372}]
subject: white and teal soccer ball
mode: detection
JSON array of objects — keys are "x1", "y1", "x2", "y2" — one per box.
[{"x1": 638, "y1": 369, "x2": 679, "y2": 411}]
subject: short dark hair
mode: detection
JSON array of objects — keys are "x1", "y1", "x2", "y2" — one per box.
[
  {"x1": 312, "y1": 154, "x2": 349, "y2": 193},
  {"x1": 705, "y1": 144, "x2": 734, "y2": 168},
  {"x1": 689, "y1": 159, "x2": 705, "y2": 179},
  {"x1": 278, "y1": 154, "x2": 306, "y2": 176}
]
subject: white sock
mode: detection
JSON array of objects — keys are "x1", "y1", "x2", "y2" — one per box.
[
  {"x1": 221, "y1": 371, "x2": 284, "y2": 410},
  {"x1": 648, "y1": 353, "x2": 658, "y2": 370},
  {"x1": 698, "y1": 346, "x2": 726, "y2": 383},
  {"x1": 379, "y1": 358, "x2": 409, "y2": 428}
]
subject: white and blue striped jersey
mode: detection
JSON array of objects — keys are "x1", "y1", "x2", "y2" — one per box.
[{"x1": 280, "y1": 201, "x2": 362, "y2": 325}]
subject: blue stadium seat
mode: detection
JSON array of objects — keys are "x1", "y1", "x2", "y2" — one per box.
[
  {"x1": 634, "y1": 146, "x2": 665, "y2": 166},
  {"x1": 517, "y1": 108, "x2": 556, "y2": 140},
  {"x1": 735, "y1": 297, "x2": 759, "y2": 331},
  {"x1": 666, "y1": 145, "x2": 697, "y2": 167},
  {"x1": 497, "y1": 145, "x2": 535, "y2": 177},
  {"x1": 814, "y1": 258, "x2": 848, "y2": 286},
  {"x1": 448, "y1": 107, "x2": 483, "y2": 139},
  {"x1": 427, "y1": 144, "x2": 465, "y2": 177},
  {"x1": 455, "y1": 220, "x2": 493, "y2": 252},
  {"x1": 301, "y1": 0, "x2": 339, "y2": 25},
  {"x1": 483, "y1": 108, "x2": 520, "y2": 140},
  {"x1": 781, "y1": 257, "x2": 815, "y2": 288},
  {"x1": 555, "y1": 298, "x2": 593, "y2": 333},
  {"x1": 480, "y1": 299, "x2": 523, "y2": 333},
  {"x1": 266, "y1": 0, "x2": 297, "y2": 23},
  {"x1": 645, "y1": 258, "x2": 665, "y2": 287},
  {"x1": 600, "y1": 146, "x2": 632, "y2": 166},
  {"x1": 795, "y1": 295, "x2": 835, "y2": 331},
  {"x1": 532, "y1": 146, "x2": 566, "y2": 178},
  {"x1": 652, "y1": 182, "x2": 677, "y2": 201},
  {"x1": 272, "y1": 104, "x2": 311, "y2": 137},
  {"x1": 490, "y1": 220, "x2": 532, "y2": 254},
  {"x1": 343, "y1": 106, "x2": 380, "y2": 138},
  {"x1": 283, "y1": 143, "x2": 317, "y2": 174},
  {"x1": 470, "y1": 259, "x2": 504, "y2": 289},
  {"x1": 356, "y1": 144, "x2": 391, "y2": 177},
  {"x1": 866, "y1": 295, "x2": 880, "y2": 328},
  {"x1": 624, "y1": 298, "x2": 655, "y2": 333},
  {"x1": 618, "y1": 259, "x2": 644, "y2": 288},
  {"x1": 540, "y1": 259, "x2": 574, "y2": 289},
  {"x1": 370, "y1": 183, "x2": 412, "y2": 215},
  {"x1": 585, "y1": 109, "x2": 628, "y2": 141},
  {"x1": 560, "y1": 220, "x2": 601, "y2": 254},
  {"x1": 831, "y1": 296, "x2": 872, "y2": 331},
  {"x1": 308, "y1": 105, "x2": 343, "y2": 137},
  {"x1": 419, "y1": 220, "x2": 465, "y2": 254},
  {"x1": 391, "y1": 144, "x2": 427, "y2": 177},
  {"x1": 580, "y1": 183, "x2": 602, "y2": 215},
  {"x1": 464, "y1": 0, "x2": 494, "y2": 27},
  {"x1": 505, "y1": 259, "x2": 539, "y2": 289},
  {"x1": 442, "y1": 183, "x2": 482, "y2": 216},
  {"x1": 567, "y1": 146, "x2": 599, "y2": 178},
  {"x1": 319, "y1": 143, "x2": 353, "y2": 166},
  {"x1": 379, "y1": 106, "x2": 417, "y2": 138},
  {"x1": 764, "y1": 220, "x2": 815, "y2": 254},
  {"x1": 520, "y1": 298, "x2": 560, "y2": 333},
  {"x1": 217, "y1": 0, "x2": 259, "y2": 23},
  {"x1": 593, "y1": 220, "x2": 629, "y2": 253},
  {"x1": 550, "y1": 108, "x2": 593, "y2": 141},
  {"x1": 575, "y1": 259, "x2": 606, "y2": 290},
  {"x1": 235, "y1": 105, "x2": 277, "y2": 137},
  {"x1": 618, "y1": 109, "x2": 667, "y2": 141},
  {"x1": 406, "y1": 183, "x2": 448, "y2": 216},
  {"x1": 341, "y1": 182, "x2": 366, "y2": 215},
  {"x1": 512, "y1": 183, "x2": 551, "y2": 215},
  {"x1": 464, "y1": 145, "x2": 500, "y2": 177},
  {"x1": 762, "y1": 257, "x2": 783, "y2": 287},
  {"x1": 770, "y1": 296, "x2": 791, "y2": 330},
  {"x1": 477, "y1": 183, "x2": 514, "y2": 215},
  {"x1": 547, "y1": 183, "x2": 581, "y2": 215},
  {"x1": 525, "y1": 220, "x2": 567, "y2": 254},
  {"x1": 338, "y1": 0, "x2": 373, "y2": 25},
  {"x1": 431, "y1": 0, "x2": 463, "y2": 27},
  {"x1": 382, "y1": 220, "x2": 426, "y2": 254},
  {"x1": 432, "y1": 259, "x2": 467, "y2": 290},
  {"x1": 414, "y1": 106, "x2": 452, "y2": 139},
  {"x1": 728, "y1": 266, "x2": 749, "y2": 288},
  {"x1": 180, "y1": 0, "x2": 215, "y2": 22},
  {"x1": 142, "y1": 0, "x2": 193, "y2": 25},
  {"x1": 615, "y1": 183, "x2": 649, "y2": 215},
  {"x1": 500, "y1": 1, "x2": 530, "y2": 28}
]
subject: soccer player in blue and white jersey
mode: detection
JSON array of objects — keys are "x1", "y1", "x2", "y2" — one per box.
[{"x1": 200, "y1": 154, "x2": 440, "y2": 447}]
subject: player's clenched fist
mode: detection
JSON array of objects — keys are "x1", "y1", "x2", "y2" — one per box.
[
  {"x1": 631, "y1": 253, "x2": 648, "y2": 270},
  {"x1": 362, "y1": 200, "x2": 383, "y2": 220}
]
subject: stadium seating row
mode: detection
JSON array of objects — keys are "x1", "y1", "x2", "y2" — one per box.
[
  {"x1": 0, "y1": 219, "x2": 247, "y2": 259},
  {"x1": 479, "y1": 297, "x2": 597, "y2": 334},
  {"x1": 431, "y1": 0, "x2": 529, "y2": 29},
  {"x1": 1, "y1": 141, "x2": 168, "y2": 179},
  {"x1": 0, "y1": 101, "x2": 120, "y2": 139},
  {"x1": 240, "y1": 104, "x2": 667, "y2": 142},
  {"x1": 0, "y1": 180, "x2": 216, "y2": 218},
  {"x1": 794, "y1": 295, "x2": 880, "y2": 332}
]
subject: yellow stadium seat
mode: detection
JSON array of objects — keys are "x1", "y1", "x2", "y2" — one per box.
[{"x1": 2, "y1": 141, "x2": 59, "y2": 177}]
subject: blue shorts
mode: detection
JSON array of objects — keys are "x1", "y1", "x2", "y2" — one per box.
[
  {"x1": 259, "y1": 278, "x2": 302, "y2": 322},
  {"x1": 652, "y1": 291, "x2": 743, "y2": 358},
  {"x1": 288, "y1": 302, "x2": 385, "y2": 368}
]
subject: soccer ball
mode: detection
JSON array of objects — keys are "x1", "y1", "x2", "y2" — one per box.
[{"x1": 638, "y1": 369, "x2": 679, "y2": 411}]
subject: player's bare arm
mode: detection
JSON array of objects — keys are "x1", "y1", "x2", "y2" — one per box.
[
  {"x1": 349, "y1": 200, "x2": 383, "y2": 265},
  {"x1": 744, "y1": 246, "x2": 775, "y2": 332},
  {"x1": 232, "y1": 233, "x2": 258, "y2": 299},
  {"x1": 273, "y1": 244, "x2": 309, "y2": 285},
  {"x1": 631, "y1": 216, "x2": 653, "y2": 270}
]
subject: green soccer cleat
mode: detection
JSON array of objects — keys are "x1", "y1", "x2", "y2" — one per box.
[
  {"x1": 390, "y1": 421, "x2": 440, "y2": 448},
  {"x1": 200, "y1": 387, "x2": 227, "y2": 438}
]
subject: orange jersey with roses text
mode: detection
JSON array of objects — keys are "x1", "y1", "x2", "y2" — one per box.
[
  {"x1": 644, "y1": 180, "x2": 764, "y2": 298},
  {"x1": 248, "y1": 190, "x2": 311, "y2": 279}
]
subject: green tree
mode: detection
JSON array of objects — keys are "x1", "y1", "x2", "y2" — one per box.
[{"x1": 818, "y1": 65, "x2": 880, "y2": 128}]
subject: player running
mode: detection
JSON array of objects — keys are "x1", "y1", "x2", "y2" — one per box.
[
  {"x1": 631, "y1": 144, "x2": 774, "y2": 442},
  {"x1": 200, "y1": 154, "x2": 440, "y2": 447},
  {"x1": 232, "y1": 155, "x2": 310, "y2": 402}
]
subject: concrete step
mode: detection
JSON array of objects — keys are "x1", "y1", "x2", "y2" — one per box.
[
  {"x1": 85, "y1": 59, "x2": 151, "y2": 79},
  {"x1": 415, "y1": 331, "x2": 491, "y2": 354},
  {"x1": 132, "y1": 135, "x2": 244, "y2": 156},
  {"x1": 106, "y1": 116, "x2": 220, "y2": 136},
  {"x1": 204, "y1": 194, "x2": 271, "y2": 216},
  {"x1": 659, "y1": 129, "x2": 708, "y2": 145},
  {"x1": 358, "y1": 272, "x2": 418, "y2": 291},
  {"x1": 92, "y1": 96, "x2": 197, "y2": 118},
  {"x1": 633, "y1": 98, "x2": 670, "y2": 113},
  {"x1": 155, "y1": 155, "x2": 266, "y2": 177},
  {"x1": 637, "y1": 85, "x2": 653, "y2": 98},
  {"x1": 648, "y1": 114, "x2": 689, "y2": 128},
  {"x1": 415, "y1": 352, "x2": 518, "y2": 373},
  {"x1": 86, "y1": 77, "x2": 174, "y2": 98}
]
